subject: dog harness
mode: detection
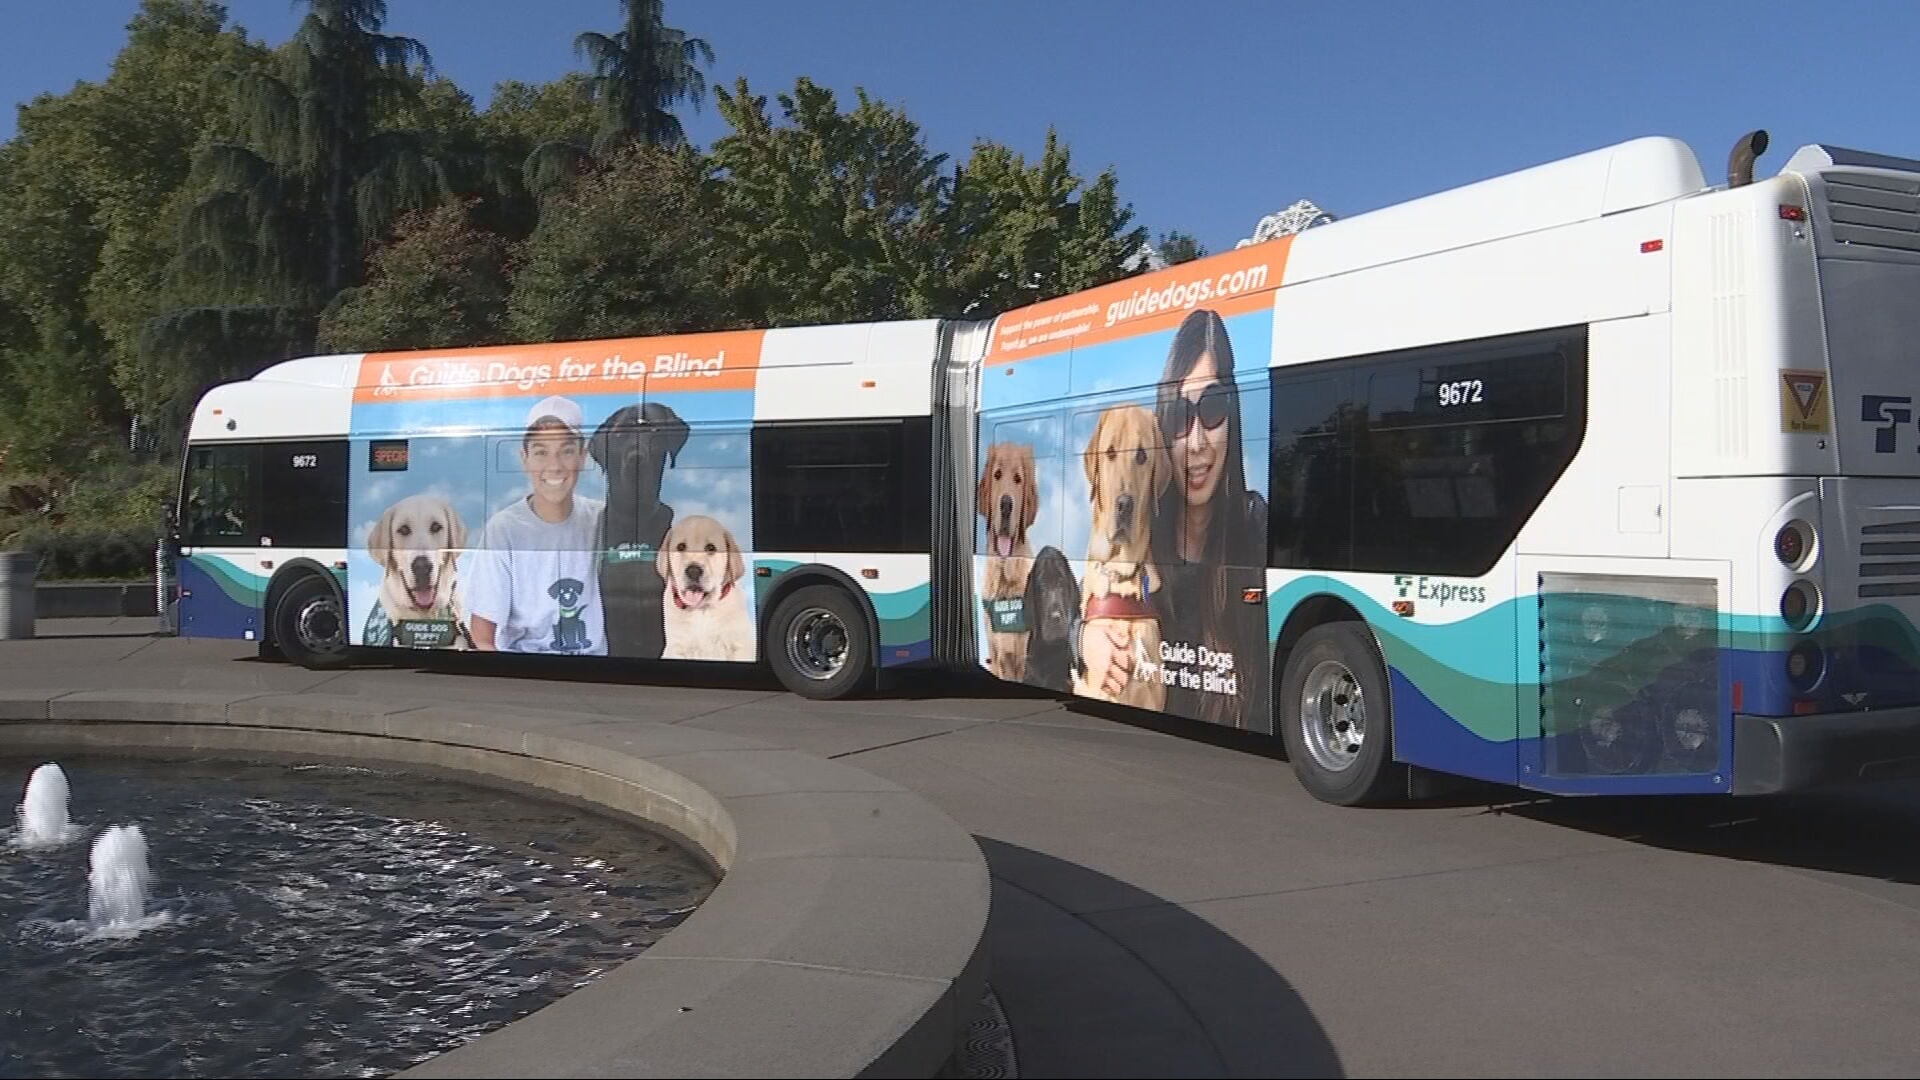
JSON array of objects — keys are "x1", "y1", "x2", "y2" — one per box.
[
  {"x1": 981, "y1": 595, "x2": 1029, "y2": 633},
  {"x1": 670, "y1": 580, "x2": 734, "y2": 610},
  {"x1": 1081, "y1": 563, "x2": 1159, "y2": 622},
  {"x1": 1081, "y1": 594, "x2": 1157, "y2": 621}
]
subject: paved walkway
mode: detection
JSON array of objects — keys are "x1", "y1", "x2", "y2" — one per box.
[{"x1": 13, "y1": 619, "x2": 1920, "y2": 1076}]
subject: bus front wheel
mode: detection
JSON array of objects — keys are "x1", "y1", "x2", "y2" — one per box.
[
  {"x1": 1279, "y1": 622, "x2": 1403, "y2": 806},
  {"x1": 272, "y1": 574, "x2": 350, "y2": 671},
  {"x1": 766, "y1": 585, "x2": 872, "y2": 701}
]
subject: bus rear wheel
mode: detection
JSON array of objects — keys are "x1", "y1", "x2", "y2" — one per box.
[
  {"x1": 1279, "y1": 622, "x2": 1402, "y2": 806},
  {"x1": 272, "y1": 574, "x2": 350, "y2": 671},
  {"x1": 767, "y1": 585, "x2": 872, "y2": 701}
]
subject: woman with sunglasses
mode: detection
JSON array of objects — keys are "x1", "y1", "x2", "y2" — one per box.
[{"x1": 1078, "y1": 308, "x2": 1271, "y2": 730}]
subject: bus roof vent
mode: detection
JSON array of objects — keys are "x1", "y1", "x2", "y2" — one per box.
[{"x1": 1813, "y1": 170, "x2": 1920, "y2": 254}]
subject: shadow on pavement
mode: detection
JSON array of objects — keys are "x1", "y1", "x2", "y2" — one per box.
[
  {"x1": 1493, "y1": 781, "x2": 1920, "y2": 888},
  {"x1": 978, "y1": 837, "x2": 1343, "y2": 1079},
  {"x1": 331, "y1": 648, "x2": 1054, "y2": 702}
]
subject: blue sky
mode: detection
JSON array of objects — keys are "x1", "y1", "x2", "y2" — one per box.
[{"x1": 8, "y1": 1, "x2": 1920, "y2": 253}]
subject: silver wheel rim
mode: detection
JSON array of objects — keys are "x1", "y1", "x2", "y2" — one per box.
[
  {"x1": 786, "y1": 607, "x2": 848, "y2": 681},
  {"x1": 1300, "y1": 659, "x2": 1366, "y2": 773},
  {"x1": 295, "y1": 594, "x2": 344, "y2": 654}
]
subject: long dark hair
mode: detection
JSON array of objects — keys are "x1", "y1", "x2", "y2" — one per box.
[
  {"x1": 1153, "y1": 308, "x2": 1258, "y2": 568},
  {"x1": 1152, "y1": 307, "x2": 1268, "y2": 729}
]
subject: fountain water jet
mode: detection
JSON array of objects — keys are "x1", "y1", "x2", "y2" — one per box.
[
  {"x1": 12, "y1": 763, "x2": 82, "y2": 848},
  {"x1": 88, "y1": 824, "x2": 152, "y2": 928}
]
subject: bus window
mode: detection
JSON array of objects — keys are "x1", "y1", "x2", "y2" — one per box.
[
  {"x1": 1349, "y1": 328, "x2": 1586, "y2": 576},
  {"x1": 1269, "y1": 375, "x2": 1354, "y2": 570},
  {"x1": 753, "y1": 418, "x2": 931, "y2": 554},
  {"x1": 183, "y1": 444, "x2": 257, "y2": 546},
  {"x1": 259, "y1": 440, "x2": 348, "y2": 548}
]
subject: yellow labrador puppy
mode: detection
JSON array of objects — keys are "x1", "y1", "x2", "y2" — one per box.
[
  {"x1": 365, "y1": 492, "x2": 471, "y2": 649},
  {"x1": 657, "y1": 515, "x2": 753, "y2": 661}
]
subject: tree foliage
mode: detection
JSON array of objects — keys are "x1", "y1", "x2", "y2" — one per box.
[
  {"x1": 709, "y1": 77, "x2": 947, "y2": 326},
  {"x1": 317, "y1": 200, "x2": 509, "y2": 352},
  {"x1": 0, "y1": 0, "x2": 1169, "y2": 545},
  {"x1": 577, "y1": 0, "x2": 715, "y2": 152},
  {"x1": 1155, "y1": 230, "x2": 1207, "y2": 266},
  {"x1": 507, "y1": 145, "x2": 734, "y2": 341}
]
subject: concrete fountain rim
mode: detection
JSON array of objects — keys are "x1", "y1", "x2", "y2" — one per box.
[{"x1": 0, "y1": 688, "x2": 991, "y2": 1079}]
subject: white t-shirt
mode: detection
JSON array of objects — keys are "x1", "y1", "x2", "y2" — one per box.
[{"x1": 462, "y1": 495, "x2": 608, "y2": 655}]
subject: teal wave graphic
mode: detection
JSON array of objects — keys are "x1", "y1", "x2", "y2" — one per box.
[
  {"x1": 188, "y1": 554, "x2": 266, "y2": 606},
  {"x1": 1264, "y1": 574, "x2": 1920, "y2": 744},
  {"x1": 751, "y1": 559, "x2": 930, "y2": 646}
]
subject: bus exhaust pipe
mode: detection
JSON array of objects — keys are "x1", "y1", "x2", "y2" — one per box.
[{"x1": 1728, "y1": 129, "x2": 1770, "y2": 188}]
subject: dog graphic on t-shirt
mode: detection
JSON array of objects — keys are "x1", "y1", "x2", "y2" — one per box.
[{"x1": 549, "y1": 577, "x2": 593, "y2": 652}]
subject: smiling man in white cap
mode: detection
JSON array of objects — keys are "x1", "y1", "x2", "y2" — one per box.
[{"x1": 463, "y1": 394, "x2": 608, "y2": 655}]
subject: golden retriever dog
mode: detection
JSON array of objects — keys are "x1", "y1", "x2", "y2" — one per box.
[
  {"x1": 364, "y1": 492, "x2": 471, "y2": 649},
  {"x1": 1071, "y1": 405, "x2": 1170, "y2": 710},
  {"x1": 978, "y1": 441, "x2": 1038, "y2": 681},
  {"x1": 657, "y1": 515, "x2": 753, "y2": 661}
]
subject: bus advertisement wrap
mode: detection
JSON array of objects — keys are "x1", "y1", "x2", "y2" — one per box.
[
  {"x1": 347, "y1": 331, "x2": 765, "y2": 664},
  {"x1": 985, "y1": 239, "x2": 1292, "y2": 367},
  {"x1": 978, "y1": 292, "x2": 1277, "y2": 733}
]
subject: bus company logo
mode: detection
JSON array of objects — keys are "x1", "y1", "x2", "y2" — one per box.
[
  {"x1": 1393, "y1": 574, "x2": 1489, "y2": 608},
  {"x1": 1862, "y1": 393, "x2": 1914, "y2": 453}
]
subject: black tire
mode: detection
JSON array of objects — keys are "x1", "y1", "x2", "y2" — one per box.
[
  {"x1": 271, "y1": 574, "x2": 351, "y2": 671},
  {"x1": 1278, "y1": 622, "x2": 1403, "y2": 806},
  {"x1": 766, "y1": 584, "x2": 872, "y2": 701}
]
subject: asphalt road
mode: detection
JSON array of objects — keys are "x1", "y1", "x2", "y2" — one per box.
[{"x1": 9, "y1": 619, "x2": 1920, "y2": 1078}]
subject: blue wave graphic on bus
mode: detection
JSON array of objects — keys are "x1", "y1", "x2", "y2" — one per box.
[{"x1": 752, "y1": 559, "x2": 932, "y2": 667}]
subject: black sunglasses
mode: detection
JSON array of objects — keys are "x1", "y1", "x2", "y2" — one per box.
[{"x1": 1161, "y1": 383, "x2": 1235, "y2": 440}]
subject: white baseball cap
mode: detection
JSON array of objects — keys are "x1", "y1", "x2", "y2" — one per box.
[{"x1": 526, "y1": 395, "x2": 584, "y2": 437}]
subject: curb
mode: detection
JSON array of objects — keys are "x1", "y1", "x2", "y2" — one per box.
[{"x1": 0, "y1": 689, "x2": 991, "y2": 1079}]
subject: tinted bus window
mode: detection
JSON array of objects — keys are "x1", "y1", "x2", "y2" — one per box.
[
  {"x1": 259, "y1": 440, "x2": 349, "y2": 548},
  {"x1": 1268, "y1": 326, "x2": 1587, "y2": 577},
  {"x1": 1268, "y1": 374, "x2": 1355, "y2": 569},
  {"x1": 183, "y1": 443, "x2": 257, "y2": 546},
  {"x1": 753, "y1": 418, "x2": 931, "y2": 553}
]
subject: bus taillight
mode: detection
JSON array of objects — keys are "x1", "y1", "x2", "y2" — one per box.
[
  {"x1": 1775, "y1": 520, "x2": 1816, "y2": 570},
  {"x1": 1781, "y1": 581, "x2": 1820, "y2": 631},
  {"x1": 1786, "y1": 640, "x2": 1826, "y2": 693}
]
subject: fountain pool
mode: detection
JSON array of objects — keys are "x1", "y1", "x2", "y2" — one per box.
[{"x1": 0, "y1": 754, "x2": 718, "y2": 1079}]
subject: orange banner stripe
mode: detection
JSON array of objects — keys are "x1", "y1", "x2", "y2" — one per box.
[
  {"x1": 352, "y1": 330, "x2": 765, "y2": 403},
  {"x1": 985, "y1": 238, "x2": 1293, "y2": 366}
]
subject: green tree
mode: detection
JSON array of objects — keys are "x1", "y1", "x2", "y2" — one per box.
[
  {"x1": 476, "y1": 73, "x2": 598, "y2": 237},
  {"x1": 1155, "y1": 230, "x2": 1207, "y2": 266},
  {"x1": 507, "y1": 144, "x2": 735, "y2": 341},
  {"x1": 929, "y1": 129, "x2": 1147, "y2": 317},
  {"x1": 171, "y1": 0, "x2": 444, "y2": 306},
  {"x1": 522, "y1": 1, "x2": 713, "y2": 197},
  {"x1": 137, "y1": 0, "x2": 451, "y2": 444},
  {"x1": 576, "y1": 0, "x2": 714, "y2": 152},
  {"x1": 84, "y1": 1, "x2": 275, "y2": 433},
  {"x1": 479, "y1": 73, "x2": 598, "y2": 167},
  {"x1": 316, "y1": 200, "x2": 509, "y2": 351},
  {"x1": 709, "y1": 76, "x2": 948, "y2": 326}
]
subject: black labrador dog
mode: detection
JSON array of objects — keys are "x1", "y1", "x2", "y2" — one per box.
[
  {"x1": 1022, "y1": 545, "x2": 1078, "y2": 693},
  {"x1": 589, "y1": 402, "x2": 689, "y2": 659}
]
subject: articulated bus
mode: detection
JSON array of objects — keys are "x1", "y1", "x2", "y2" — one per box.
[{"x1": 173, "y1": 131, "x2": 1920, "y2": 805}]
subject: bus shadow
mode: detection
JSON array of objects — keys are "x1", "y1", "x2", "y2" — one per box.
[
  {"x1": 348, "y1": 650, "x2": 1054, "y2": 701},
  {"x1": 1490, "y1": 782, "x2": 1920, "y2": 887},
  {"x1": 974, "y1": 836, "x2": 1344, "y2": 1078}
]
